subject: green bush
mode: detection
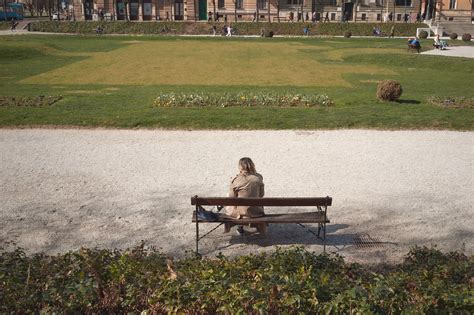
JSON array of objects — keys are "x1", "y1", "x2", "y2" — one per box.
[
  {"x1": 0, "y1": 245, "x2": 472, "y2": 313},
  {"x1": 344, "y1": 30, "x2": 352, "y2": 38},
  {"x1": 27, "y1": 21, "x2": 427, "y2": 36},
  {"x1": 377, "y1": 80, "x2": 403, "y2": 101},
  {"x1": 418, "y1": 30, "x2": 429, "y2": 39},
  {"x1": 449, "y1": 32, "x2": 458, "y2": 40},
  {"x1": 461, "y1": 33, "x2": 471, "y2": 42}
]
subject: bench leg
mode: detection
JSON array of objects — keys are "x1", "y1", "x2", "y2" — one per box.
[
  {"x1": 195, "y1": 206, "x2": 199, "y2": 255},
  {"x1": 323, "y1": 222, "x2": 326, "y2": 252}
]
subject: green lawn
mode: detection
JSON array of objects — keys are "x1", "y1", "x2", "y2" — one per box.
[{"x1": 0, "y1": 35, "x2": 473, "y2": 129}]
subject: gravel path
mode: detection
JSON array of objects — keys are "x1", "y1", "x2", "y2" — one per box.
[
  {"x1": 421, "y1": 45, "x2": 474, "y2": 58},
  {"x1": 1, "y1": 129, "x2": 472, "y2": 264}
]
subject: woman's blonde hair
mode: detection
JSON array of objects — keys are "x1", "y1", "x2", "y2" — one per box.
[{"x1": 239, "y1": 157, "x2": 256, "y2": 174}]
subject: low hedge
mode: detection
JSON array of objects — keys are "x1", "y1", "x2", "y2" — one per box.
[
  {"x1": 28, "y1": 21, "x2": 426, "y2": 36},
  {"x1": 0, "y1": 96, "x2": 62, "y2": 107},
  {"x1": 0, "y1": 245, "x2": 472, "y2": 313},
  {"x1": 0, "y1": 21, "x2": 10, "y2": 30}
]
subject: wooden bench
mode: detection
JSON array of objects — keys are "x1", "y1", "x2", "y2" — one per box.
[{"x1": 191, "y1": 196, "x2": 332, "y2": 254}]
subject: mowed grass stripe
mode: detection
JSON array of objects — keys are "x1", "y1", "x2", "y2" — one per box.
[{"x1": 21, "y1": 41, "x2": 396, "y2": 87}]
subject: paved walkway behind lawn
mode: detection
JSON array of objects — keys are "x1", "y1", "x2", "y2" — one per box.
[{"x1": 421, "y1": 45, "x2": 474, "y2": 58}]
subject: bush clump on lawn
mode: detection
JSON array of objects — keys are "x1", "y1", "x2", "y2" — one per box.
[
  {"x1": 154, "y1": 92, "x2": 334, "y2": 107},
  {"x1": 377, "y1": 80, "x2": 403, "y2": 102},
  {"x1": 344, "y1": 30, "x2": 352, "y2": 38},
  {"x1": 418, "y1": 30, "x2": 429, "y2": 39},
  {"x1": 461, "y1": 33, "x2": 472, "y2": 41},
  {"x1": 450, "y1": 32, "x2": 458, "y2": 40},
  {"x1": 0, "y1": 96, "x2": 62, "y2": 107},
  {"x1": 0, "y1": 245, "x2": 472, "y2": 313}
]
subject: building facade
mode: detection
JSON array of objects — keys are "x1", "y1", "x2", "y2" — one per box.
[{"x1": 71, "y1": 0, "x2": 472, "y2": 24}]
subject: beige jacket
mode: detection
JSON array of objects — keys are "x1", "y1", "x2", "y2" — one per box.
[{"x1": 226, "y1": 172, "x2": 265, "y2": 218}]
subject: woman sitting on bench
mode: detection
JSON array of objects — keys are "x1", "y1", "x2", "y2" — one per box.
[
  {"x1": 225, "y1": 157, "x2": 266, "y2": 235},
  {"x1": 407, "y1": 37, "x2": 421, "y2": 53}
]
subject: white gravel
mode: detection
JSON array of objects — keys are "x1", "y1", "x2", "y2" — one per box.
[{"x1": 0, "y1": 129, "x2": 473, "y2": 264}]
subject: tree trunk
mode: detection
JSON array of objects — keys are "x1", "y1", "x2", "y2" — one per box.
[
  {"x1": 353, "y1": 0, "x2": 358, "y2": 22},
  {"x1": 300, "y1": 0, "x2": 304, "y2": 21},
  {"x1": 234, "y1": 0, "x2": 237, "y2": 22},
  {"x1": 256, "y1": 0, "x2": 259, "y2": 22},
  {"x1": 212, "y1": 0, "x2": 216, "y2": 21},
  {"x1": 3, "y1": 0, "x2": 8, "y2": 19},
  {"x1": 193, "y1": 0, "x2": 197, "y2": 21},
  {"x1": 276, "y1": 0, "x2": 280, "y2": 22},
  {"x1": 267, "y1": 0, "x2": 270, "y2": 22}
]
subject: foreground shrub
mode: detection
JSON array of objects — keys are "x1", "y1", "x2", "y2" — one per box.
[
  {"x1": 377, "y1": 80, "x2": 403, "y2": 102},
  {"x1": 0, "y1": 245, "x2": 472, "y2": 313},
  {"x1": 344, "y1": 30, "x2": 352, "y2": 38},
  {"x1": 0, "y1": 96, "x2": 62, "y2": 107},
  {"x1": 450, "y1": 32, "x2": 458, "y2": 40},
  {"x1": 461, "y1": 33, "x2": 472, "y2": 41},
  {"x1": 418, "y1": 30, "x2": 429, "y2": 39},
  {"x1": 154, "y1": 92, "x2": 334, "y2": 108}
]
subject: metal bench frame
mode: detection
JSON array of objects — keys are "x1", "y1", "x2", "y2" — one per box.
[{"x1": 191, "y1": 196, "x2": 332, "y2": 255}]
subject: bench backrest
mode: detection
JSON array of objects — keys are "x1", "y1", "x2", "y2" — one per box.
[{"x1": 191, "y1": 196, "x2": 332, "y2": 207}]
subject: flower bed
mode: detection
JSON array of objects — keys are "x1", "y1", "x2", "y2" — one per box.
[
  {"x1": 154, "y1": 92, "x2": 334, "y2": 108},
  {"x1": 0, "y1": 96, "x2": 62, "y2": 107},
  {"x1": 428, "y1": 96, "x2": 474, "y2": 109},
  {"x1": 0, "y1": 245, "x2": 472, "y2": 313}
]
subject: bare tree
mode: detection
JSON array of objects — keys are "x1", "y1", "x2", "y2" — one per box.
[
  {"x1": 233, "y1": 0, "x2": 237, "y2": 21},
  {"x1": 256, "y1": 0, "x2": 259, "y2": 22},
  {"x1": 212, "y1": 0, "x2": 216, "y2": 21},
  {"x1": 267, "y1": 0, "x2": 270, "y2": 22},
  {"x1": 353, "y1": 0, "x2": 358, "y2": 22},
  {"x1": 276, "y1": 0, "x2": 280, "y2": 22},
  {"x1": 300, "y1": 0, "x2": 304, "y2": 21}
]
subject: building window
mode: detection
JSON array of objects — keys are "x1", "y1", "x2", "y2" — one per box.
[
  {"x1": 258, "y1": 0, "x2": 266, "y2": 9},
  {"x1": 395, "y1": 0, "x2": 411, "y2": 5},
  {"x1": 330, "y1": 13, "x2": 335, "y2": 20},
  {"x1": 376, "y1": 13, "x2": 381, "y2": 20},
  {"x1": 287, "y1": 0, "x2": 299, "y2": 4},
  {"x1": 236, "y1": 0, "x2": 243, "y2": 9},
  {"x1": 449, "y1": 0, "x2": 456, "y2": 9},
  {"x1": 218, "y1": 0, "x2": 224, "y2": 8},
  {"x1": 396, "y1": 13, "x2": 401, "y2": 21},
  {"x1": 361, "y1": 13, "x2": 366, "y2": 20},
  {"x1": 330, "y1": 0, "x2": 337, "y2": 5}
]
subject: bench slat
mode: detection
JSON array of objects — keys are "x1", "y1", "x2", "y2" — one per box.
[
  {"x1": 191, "y1": 197, "x2": 332, "y2": 207},
  {"x1": 192, "y1": 211, "x2": 330, "y2": 224}
]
